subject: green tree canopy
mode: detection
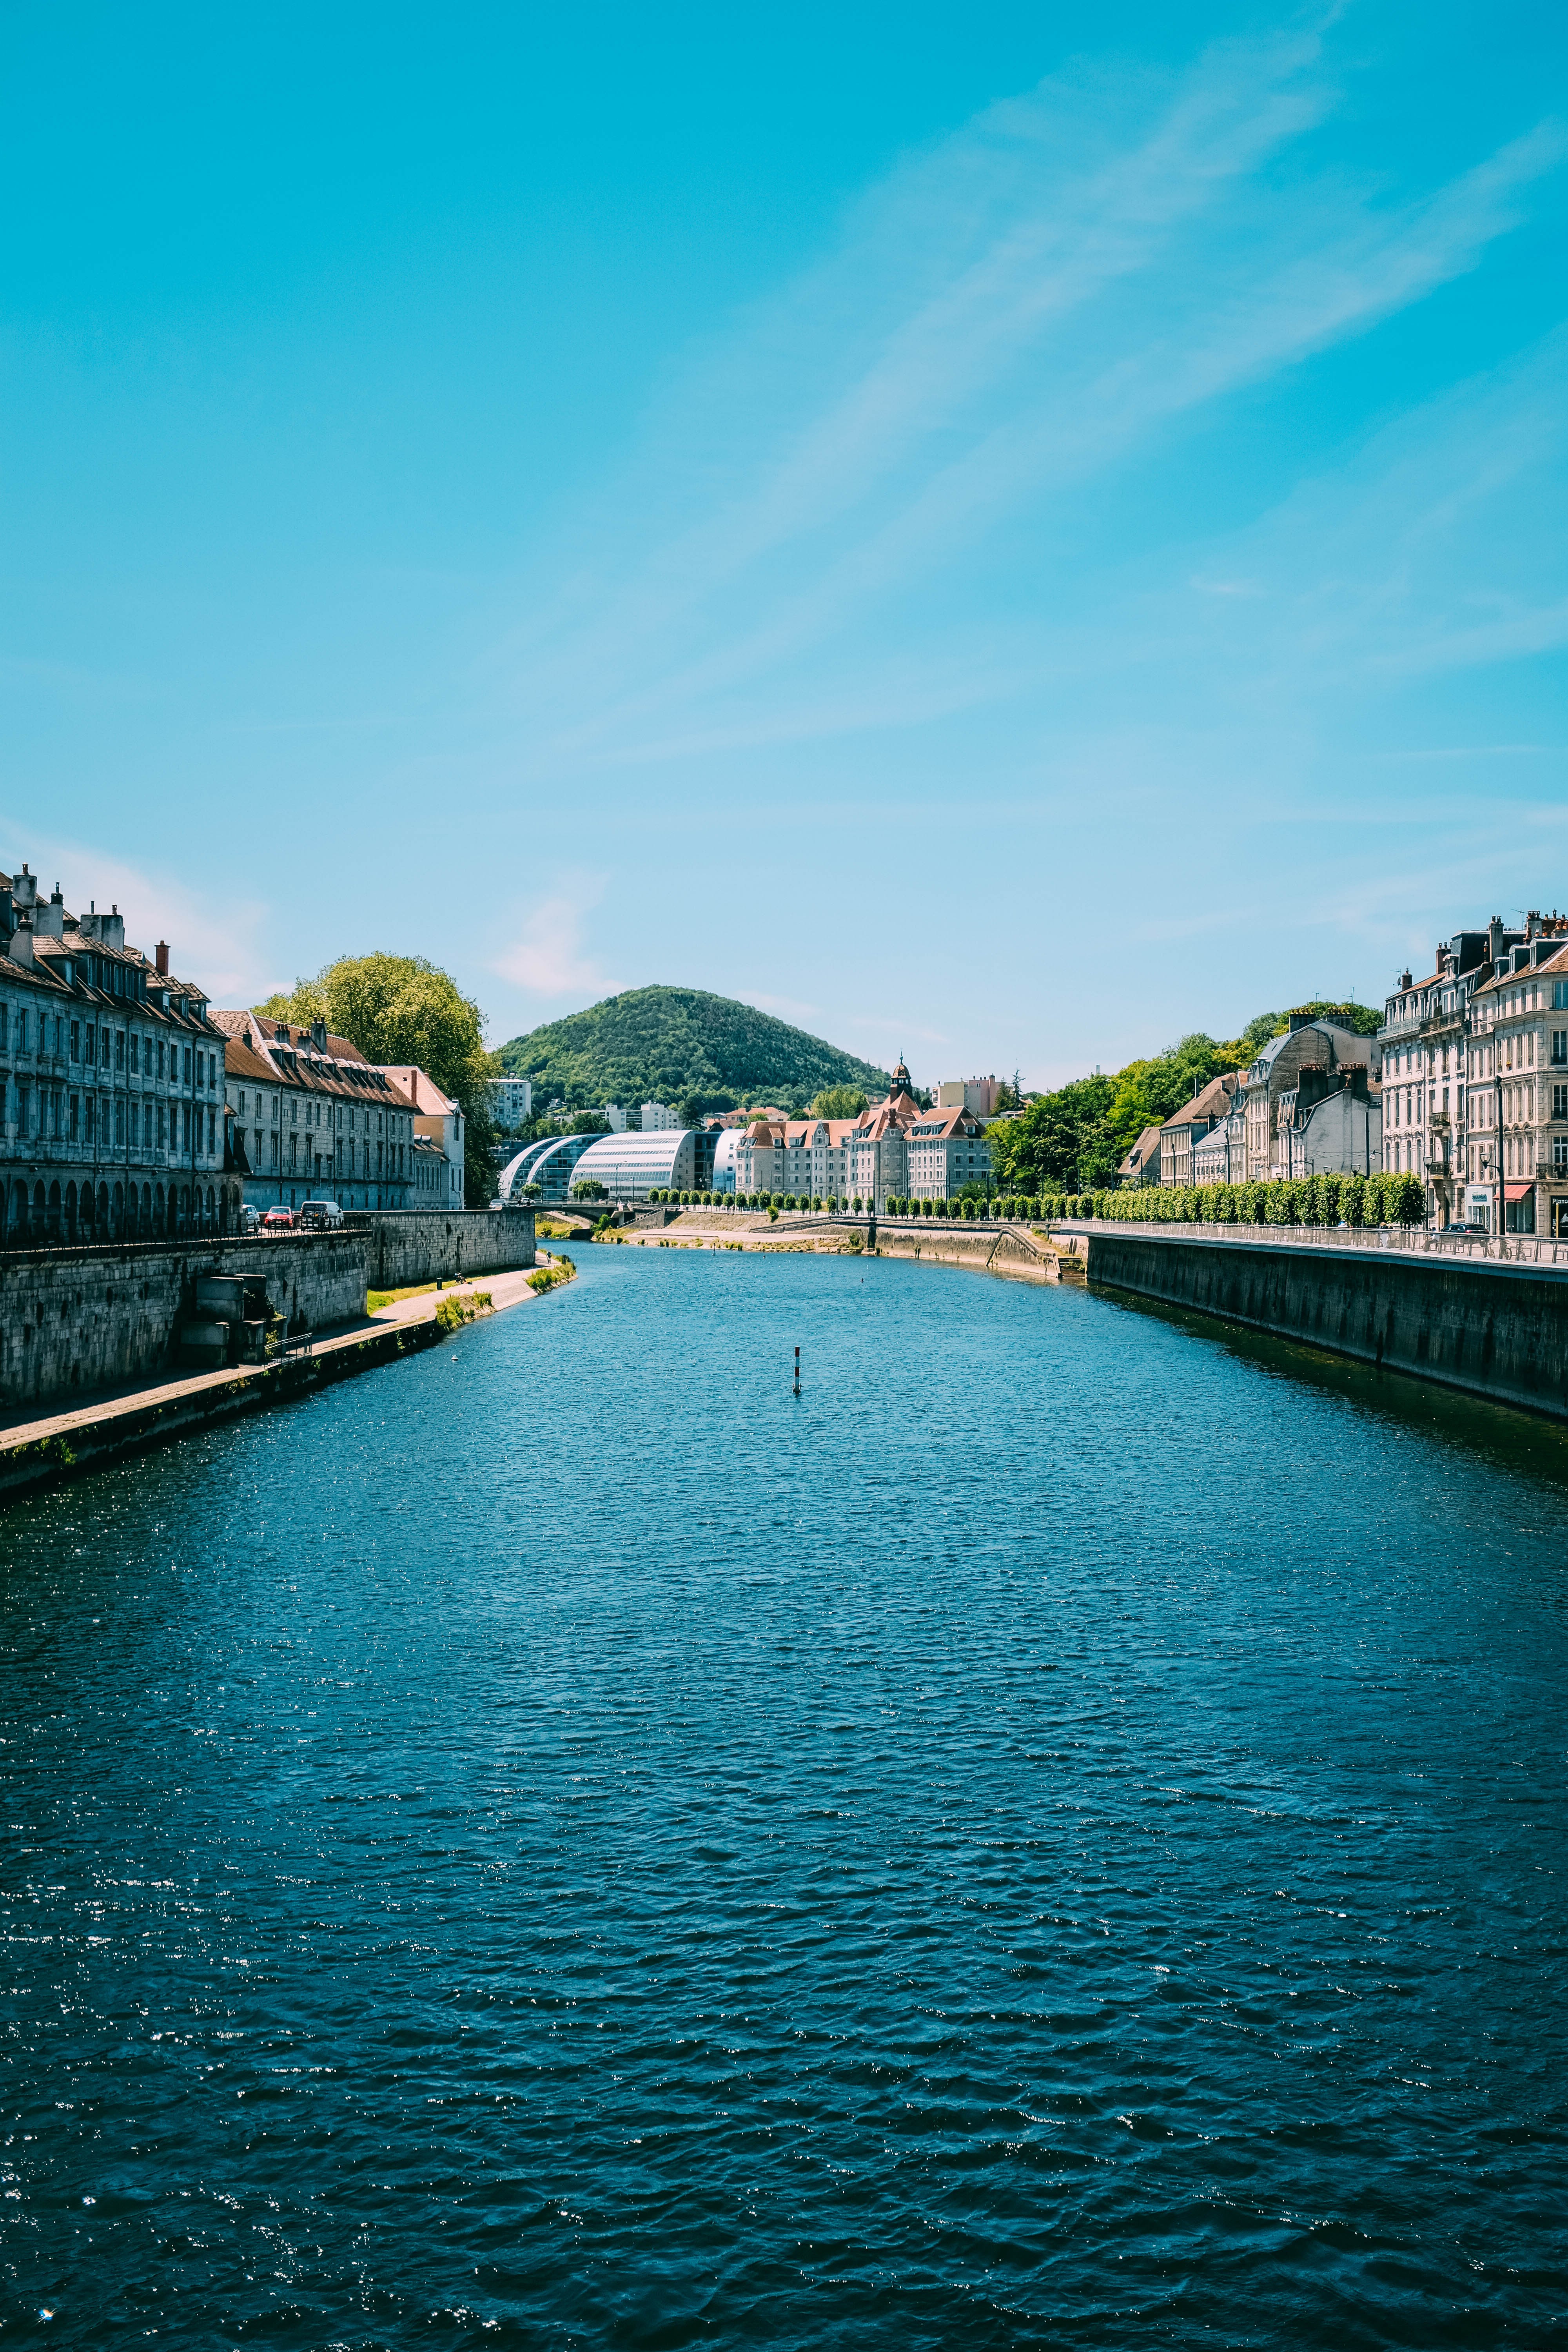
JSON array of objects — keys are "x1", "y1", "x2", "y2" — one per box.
[
  {"x1": 256, "y1": 951, "x2": 500, "y2": 1205},
  {"x1": 985, "y1": 1000, "x2": 1380, "y2": 1196},
  {"x1": 810, "y1": 1085, "x2": 869, "y2": 1120}
]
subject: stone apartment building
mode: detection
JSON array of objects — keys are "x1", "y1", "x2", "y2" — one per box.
[
  {"x1": 213, "y1": 1011, "x2": 419, "y2": 1213},
  {"x1": 730, "y1": 1060, "x2": 992, "y2": 1211},
  {"x1": 1152, "y1": 1015, "x2": 1383, "y2": 1191},
  {"x1": 0, "y1": 864, "x2": 234, "y2": 1243},
  {"x1": 1379, "y1": 911, "x2": 1568, "y2": 1237},
  {"x1": 735, "y1": 1114, "x2": 859, "y2": 1200},
  {"x1": 373, "y1": 1065, "x2": 466, "y2": 1209}
]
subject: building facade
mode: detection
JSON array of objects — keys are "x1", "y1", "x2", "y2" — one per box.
[
  {"x1": 569, "y1": 1127, "x2": 718, "y2": 1202},
  {"x1": 214, "y1": 1013, "x2": 419, "y2": 1212},
  {"x1": 936, "y1": 1074, "x2": 1000, "y2": 1116},
  {"x1": 491, "y1": 1076, "x2": 532, "y2": 1132},
  {"x1": 728, "y1": 1064, "x2": 991, "y2": 1212},
  {"x1": 2, "y1": 864, "x2": 236, "y2": 1242},
  {"x1": 373, "y1": 1065, "x2": 465, "y2": 1209}
]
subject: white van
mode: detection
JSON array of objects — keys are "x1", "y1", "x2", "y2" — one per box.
[{"x1": 298, "y1": 1198, "x2": 345, "y2": 1230}]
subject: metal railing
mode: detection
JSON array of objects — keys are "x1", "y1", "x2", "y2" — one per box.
[{"x1": 1056, "y1": 1217, "x2": 1568, "y2": 1269}]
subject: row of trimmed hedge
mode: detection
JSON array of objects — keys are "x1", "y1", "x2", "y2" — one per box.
[
  {"x1": 1057, "y1": 1172, "x2": 1429, "y2": 1229},
  {"x1": 645, "y1": 1189, "x2": 1056, "y2": 1217}
]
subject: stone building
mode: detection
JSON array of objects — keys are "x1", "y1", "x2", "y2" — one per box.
[
  {"x1": 1, "y1": 863, "x2": 235, "y2": 1243},
  {"x1": 1160, "y1": 1073, "x2": 1244, "y2": 1187},
  {"x1": 902, "y1": 1100, "x2": 992, "y2": 1204},
  {"x1": 1117, "y1": 1125, "x2": 1163, "y2": 1186},
  {"x1": 213, "y1": 1011, "x2": 419, "y2": 1213},
  {"x1": 734, "y1": 1114, "x2": 859, "y2": 1201},
  {"x1": 729, "y1": 1061, "x2": 991, "y2": 1212},
  {"x1": 373, "y1": 1065, "x2": 466, "y2": 1209},
  {"x1": 1437, "y1": 915, "x2": 1568, "y2": 1236},
  {"x1": 1240, "y1": 1016, "x2": 1381, "y2": 1182},
  {"x1": 1368, "y1": 914, "x2": 1568, "y2": 1235}
]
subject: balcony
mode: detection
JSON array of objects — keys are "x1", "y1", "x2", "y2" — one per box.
[{"x1": 1429, "y1": 1110, "x2": 1450, "y2": 1130}]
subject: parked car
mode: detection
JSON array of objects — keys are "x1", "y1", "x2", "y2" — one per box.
[
  {"x1": 238, "y1": 1204, "x2": 263, "y2": 1235},
  {"x1": 261, "y1": 1206, "x2": 296, "y2": 1232},
  {"x1": 1439, "y1": 1220, "x2": 1490, "y2": 1236},
  {"x1": 298, "y1": 1198, "x2": 345, "y2": 1230}
]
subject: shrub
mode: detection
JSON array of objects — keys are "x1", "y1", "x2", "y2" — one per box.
[
  {"x1": 1394, "y1": 1172, "x2": 1427, "y2": 1226},
  {"x1": 852, "y1": 1195, "x2": 863, "y2": 1212},
  {"x1": 768, "y1": 1204, "x2": 779, "y2": 1223}
]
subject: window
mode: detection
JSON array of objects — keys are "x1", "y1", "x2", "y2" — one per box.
[
  {"x1": 1554, "y1": 1085, "x2": 1568, "y2": 1119},
  {"x1": 1554, "y1": 1032, "x2": 1568, "y2": 1067},
  {"x1": 16, "y1": 1009, "x2": 26, "y2": 1052},
  {"x1": 1557, "y1": 1137, "x2": 1568, "y2": 1170}
]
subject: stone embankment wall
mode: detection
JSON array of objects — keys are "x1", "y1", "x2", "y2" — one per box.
[
  {"x1": 0, "y1": 1233, "x2": 366, "y2": 1415},
  {"x1": 356, "y1": 1209, "x2": 535, "y2": 1293},
  {"x1": 867, "y1": 1219, "x2": 1058, "y2": 1282},
  {"x1": 0, "y1": 1210, "x2": 534, "y2": 1416},
  {"x1": 1085, "y1": 1229, "x2": 1568, "y2": 1420}
]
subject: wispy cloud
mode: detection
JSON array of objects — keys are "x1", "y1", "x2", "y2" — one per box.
[
  {"x1": 494, "y1": 39, "x2": 1563, "y2": 781},
  {"x1": 492, "y1": 877, "x2": 617, "y2": 1003}
]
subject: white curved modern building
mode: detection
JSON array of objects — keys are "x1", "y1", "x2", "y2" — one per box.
[
  {"x1": 570, "y1": 1127, "x2": 712, "y2": 1203},
  {"x1": 710, "y1": 1128, "x2": 743, "y2": 1194},
  {"x1": 496, "y1": 1131, "x2": 597, "y2": 1204}
]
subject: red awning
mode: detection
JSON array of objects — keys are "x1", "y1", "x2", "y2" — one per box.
[{"x1": 1505, "y1": 1183, "x2": 1534, "y2": 1201}]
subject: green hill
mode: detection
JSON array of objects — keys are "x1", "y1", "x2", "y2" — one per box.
[{"x1": 498, "y1": 987, "x2": 890, "y2": 1112}]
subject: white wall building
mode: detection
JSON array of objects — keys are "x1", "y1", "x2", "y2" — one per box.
[
  {"x1": 491, "y1": 1076, "x2": 532, "y2": 1131},
  {"x1": 641, "y1": 1101, "x2": 678, "y2": 1130}
]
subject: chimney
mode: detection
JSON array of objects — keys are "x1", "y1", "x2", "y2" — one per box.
[
  {"x1": 36, "y1": 885, "x2": 64, "y2": 941},
  {"x1": 12, "y1": 864, "x2": 37, "y2": 914},
  {"x1": 1399, "y1": 970, "x2": 1413, "y2": 990},
  {"x1": 311, "y1": 1016, "x2": 327, "y2": 1054},
  {"x1": 102, "y1": 903, "x2": 125, "y2": 949},
  {"x1": 155, "y1": 941, "x2": 169, "y2": 976},
  {"x1": 9, "y1": 915, "x2": 33, "y2": 966}
]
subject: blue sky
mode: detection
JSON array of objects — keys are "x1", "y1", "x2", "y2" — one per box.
[{"x1": 4, "y1": 2, "x2": 1565, "y2": 1085}]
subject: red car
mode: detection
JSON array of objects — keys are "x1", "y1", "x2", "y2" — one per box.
[{"x1": 261, "y1": 1207, "x2": 296, "y2": 1232}]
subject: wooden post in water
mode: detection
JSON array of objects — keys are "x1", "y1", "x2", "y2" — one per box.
[{"x1": 793, "y1": 1345, "x2": 800, "y2": 1395}]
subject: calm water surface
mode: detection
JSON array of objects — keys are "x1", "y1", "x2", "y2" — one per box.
[{"x1": 3, "y1": 1249, "x2": 1566, "y2": 2347}]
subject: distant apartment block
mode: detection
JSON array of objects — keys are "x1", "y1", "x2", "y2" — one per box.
[
  {"x1": 641, "y1": 1102, "x2": 678, "y2": 1130},
  {"x1": 491, "y1": 1076, "x2": 532, "y2": 1131},
  {"x1": 937, "y1": 1074, "x2": 999, "y2": 1117}
]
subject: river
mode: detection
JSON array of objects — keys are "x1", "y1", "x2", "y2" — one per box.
[{"x1": 4, "y1": 1247, "x2": 1566, "y2": 2347}]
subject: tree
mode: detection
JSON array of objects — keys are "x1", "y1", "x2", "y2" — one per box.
[
  {"x1": 572, "y1": 1179, "x2": 608, "y2": 1201},
  {"x1": 811, "y1": 1086, "x2": 869, "y2": 1120},
  {"x1": 989, "y1": 1074, "x2": 1116, "y2": 1195},
  {"x1": 257, "y1": 950, "x2": 501, "y2": 1206}
]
